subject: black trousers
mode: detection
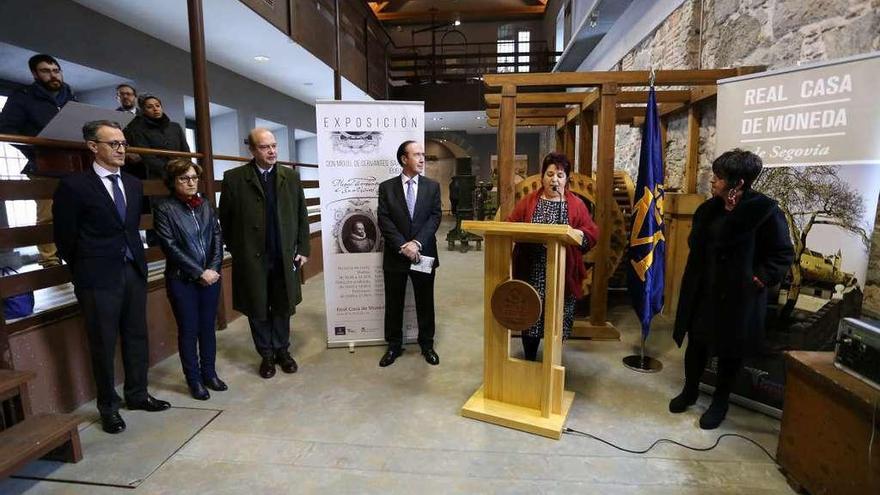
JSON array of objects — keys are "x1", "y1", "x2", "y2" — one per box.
[
  {"x1": 75, "y1": 261, "x2": 149, "y2": 416},
  {"x1": 383, "y1": 269, "x2": 435, "y2": 350},
  {"x1": 683, "y1": 339, "x2": 742, "y2": 402},
  {"x1": 247, "y1": 264, "x2": 291, "y2": 356}
]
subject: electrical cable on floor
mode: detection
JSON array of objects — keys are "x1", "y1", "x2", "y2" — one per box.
[{"x1": 563, "y1": 427, "x2": 777, "y2": 462}]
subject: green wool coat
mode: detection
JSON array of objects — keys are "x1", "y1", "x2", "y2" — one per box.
[{"x1": 218, "y1": 161, "x2": 311, "y2": 320}]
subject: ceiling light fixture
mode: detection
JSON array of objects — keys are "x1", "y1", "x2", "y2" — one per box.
[
  {"x1": 254, "y1": 55, "x2": 270, "y2": 62},
  {"x1": 453, "y1": 19, "x2": 461, "y2": 26},
  {"x1": 589, "y1": 11, "x2": 599, "y2": 28}
]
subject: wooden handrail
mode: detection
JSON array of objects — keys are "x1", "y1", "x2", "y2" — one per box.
[{"x1": 0, "y1": 134, "x2": 318, "y2": 168}]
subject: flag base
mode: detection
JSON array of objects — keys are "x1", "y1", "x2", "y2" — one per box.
[{"x1": 622, "y1": 354, "x2": 663, "y2": 373}]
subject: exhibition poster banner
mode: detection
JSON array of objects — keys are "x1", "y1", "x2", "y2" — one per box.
[
  {"x1": 715, "y1": 52, "x2": 880, "y2": 412},
  {"x1": 316, "y1": 100, "x2": 424, "y2": 347}
]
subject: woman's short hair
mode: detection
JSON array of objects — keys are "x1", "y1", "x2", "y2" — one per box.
[
  {"x1": 541, "y1": 152, "x2": 572, "y2": 176},
  {"x1": 712, "y1": 148, "x2": 763, "y2": 190},
  {"x1": 164, "y1": 158, "x2": 202, "y2": 191},
  {"x1": 137, "y1": 93, "x2": 161, "y2": 110}
]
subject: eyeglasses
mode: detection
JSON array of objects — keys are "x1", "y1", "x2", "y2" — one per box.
[
  {"x1": 176, "y1": 175, "x2": 200, "y2": 183},
  {"x1": 36, "y1": 68, "x2": 62, "y2": 75},
  {"x1": 93, "y1": 140, "x2": 128, "y2": 151}
]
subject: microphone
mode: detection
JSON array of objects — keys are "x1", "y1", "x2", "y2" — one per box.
[{"x1": 551, "y1": 184, "x2": 563, "y2": 224}]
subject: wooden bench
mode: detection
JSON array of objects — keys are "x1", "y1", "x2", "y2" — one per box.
[{"x1": 0, "y1": 369, "x2": 83, "y2": 479}]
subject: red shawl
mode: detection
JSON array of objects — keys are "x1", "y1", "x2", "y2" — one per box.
[{"x1": 506, "y1": 188, "x2": 599, "y2": 299}]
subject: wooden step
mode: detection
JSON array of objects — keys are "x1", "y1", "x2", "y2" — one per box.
[
  {"x1": 0, "y1": 369, "x2": 35, "y2": 397},
  {"x1": 0, "y1": 369, "x2": 36, "y2": 428},
  {"x1": 0, "y1": 413, "x2": 83, "y2": 479}
]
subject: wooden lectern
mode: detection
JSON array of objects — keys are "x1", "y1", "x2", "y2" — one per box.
[{"x1": 460, "y1": 220, "x2": 583, "y2": 439}]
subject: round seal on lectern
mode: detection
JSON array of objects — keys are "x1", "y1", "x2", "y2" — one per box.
[{"x1": 490, "y1": 280, "x2": 542, "y2": 331}]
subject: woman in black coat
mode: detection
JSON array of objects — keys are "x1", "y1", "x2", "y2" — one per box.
[
  {"x1": 670, "y1": 149, "x2": 794, "y2": 429},
  {"x1": 153, "y1": 158, "x2": 226, "y2": 401},
  {"x1": 124, "y1": 94, "x2": 190, "y2": 181}
]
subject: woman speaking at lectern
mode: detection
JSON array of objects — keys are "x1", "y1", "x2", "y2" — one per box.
[{"x1": 506, "y1": 152, "x2": 599, "y2": 361}]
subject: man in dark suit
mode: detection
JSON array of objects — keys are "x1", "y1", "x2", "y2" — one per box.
[
  {"x1": 53, "y1": 120, "x2": 170, "y2": 434},
  {"x1": 377, "y1": 140, "x2": 442, "y2": 367},
  {"x1": 219, "y1": 128, "x2": 310, "y2": 379}
]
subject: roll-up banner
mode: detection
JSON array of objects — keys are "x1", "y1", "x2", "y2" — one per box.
[
  {"x1": 316, "y1": 100, "x2": 424, "y2": 348},
  {"x1": 714, "y1": 52, "x2": 880, "y2": 414}
]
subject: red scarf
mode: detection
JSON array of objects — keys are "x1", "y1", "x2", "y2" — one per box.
[{"x1": 177, "y1": 193, "x2": 203, "y2": 209}]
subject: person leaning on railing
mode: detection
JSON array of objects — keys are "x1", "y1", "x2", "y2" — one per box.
[{"x1": 152, "y1": 158, "x2": 227, "y2": 401}]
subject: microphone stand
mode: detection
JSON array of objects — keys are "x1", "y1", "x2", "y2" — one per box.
[{"x1": 552, "y1": 185, "x2": 564, "y2": 225}]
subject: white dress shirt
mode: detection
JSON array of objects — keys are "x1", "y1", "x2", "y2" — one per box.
[{"x1": 93, "y1": 162, "x2": 126, "y2": 205}]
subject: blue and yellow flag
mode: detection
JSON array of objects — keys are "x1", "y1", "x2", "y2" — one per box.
[{"x1": 627, "y1": 87, "x2": 665, "y2": 338}]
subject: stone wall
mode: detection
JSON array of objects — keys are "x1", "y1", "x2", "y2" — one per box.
[{"x1": 612, "y1": 0, "x2": 880, "y2": 310}]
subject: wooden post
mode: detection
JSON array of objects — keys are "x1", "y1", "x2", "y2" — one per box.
[
  {"x1": 563, "y1": 121, "x2": 576, "y2": 161},
  {"x1": 187, "y1": 0, "x2": 225, "y2": 328},
  {"x1": 589, "y1": 83, "x2": 618, "y2": 327},
  {"x1": 498, "y1": 84, "x2": 517, "y2": 220},
  {"x1": 578, "y1": 111, "x2": 593, "y2": 176},
  {"x1": 685, "y1": 105, "x2": 701, "y2": 193},
  {"x1": 0, "y1": 319, "x2": 11, "y2": 369},
  {"x1": 555, "y1": 127, "x2": 564, "y2": 151}
]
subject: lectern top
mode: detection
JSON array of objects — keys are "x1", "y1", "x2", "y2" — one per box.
[{"x1": 461, "y1": 220, "x2": 583, "y2": 246}]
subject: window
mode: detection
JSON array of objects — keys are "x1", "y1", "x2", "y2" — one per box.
[
  {"x1": 0, "y1": 95, "x2": 35, "y2": 228},
  {"x1": 517, "y1": 31, "x2": 530, "y2": 72},
  {"x1": 497, "y1": 28, "x2": 531, "y2": 73}
]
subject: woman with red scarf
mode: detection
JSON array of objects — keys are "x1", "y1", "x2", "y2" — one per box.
[
  {"x1": 153, "y1": 158, "x2": 226, "y2": 400},
  {"x1": 507, "y1": 152, "x2": 599, "y2": 360}
]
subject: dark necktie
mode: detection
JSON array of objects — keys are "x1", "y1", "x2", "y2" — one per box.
[{"x1": 107, "y1": 175, "x2": 133, "y2": 261}]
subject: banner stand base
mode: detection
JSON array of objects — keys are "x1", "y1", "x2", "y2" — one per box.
[
  {"x1": 622, "y1": 354, "x2": 663, "y2": 373},
  {"x1": 327, "y1": 337, "x2": 419, "y2": 349}
]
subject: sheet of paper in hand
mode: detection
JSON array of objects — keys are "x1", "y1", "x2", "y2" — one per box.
[{"x1": 410, "y1": 255, "x2": 435, "y2": 274}]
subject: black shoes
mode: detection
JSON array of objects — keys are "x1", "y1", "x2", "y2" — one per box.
[
  {"x1": 203, "y1": 376, "x2": 228, "y2": 392},
  {"x1": 276, "y1": 351, "x2": 298, "y2": 374},
  {"x1": 188, "y1": 382, "x2": 210, "y2": 401},
  {"x1": 379, "y1": 348, "x2": 404, "y2": 367},
  {"x1": 127, "y1": 395, "x2": 171, "y2": 412},
  {"x1": 699, "y1": 400, "x2": 730, "y2": 430},
  {"x1": 259, "y1": 354, "x2": 276, "y2": 379},
  {"x1": 668, "y1": 387, "x2": 699, "y2": 413},
  {"x1": 422, "y1": 348, "x2": 440, "y2": 366},
  {"x1": 379, "y1": 347, "x2": 440, "y2": 366},
  {"x1": 101, "y1": 412, "x2": 126, "y2": 434}
]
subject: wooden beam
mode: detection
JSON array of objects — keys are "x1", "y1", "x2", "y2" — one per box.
[
  {"x1": 486, "y1": 107, "x2": 570, "y2": 118},
  {"x1": 498, "y1": 84, "x2": 517, "y2": 219},
  {"x1": 483, "y1": 68, "x2": 763, "y2": 88},
  {"x1": 485, "y1": 92, "x2": 589, "y2": 106},
  {"x1": 618, "y1": 90, "x2": 691, "y2": 103},
  {"x1": 376, "y1": 6, "x2": 545, "y2": 22},
  {"x1": 690, "y1": 86, "x2": 718, "y2": 104},
  {"x1": 590, "y1": 83, "x2": 618, "y2": 326},
  {"x1": 578, "y1": 111, "x2": 593, "y2": 176},
  {"x1": 488, "y1": 117, "x2": 561, "y2": 127}
]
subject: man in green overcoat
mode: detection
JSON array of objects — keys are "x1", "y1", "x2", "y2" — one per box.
[{"x1": 219, "y1": 128, "x2": 311, "y2": 378}]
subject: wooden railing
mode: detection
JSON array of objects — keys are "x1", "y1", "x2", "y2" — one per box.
[
  {"x1": 388, "y1": 41, "x2": 561, "y2": 85},
  {"x1": 0, "y1": 133, "x2": 322, "y2": 332}
]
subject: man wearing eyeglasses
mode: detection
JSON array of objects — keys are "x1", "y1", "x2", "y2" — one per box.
[
  {"x1": 53, "y1": 120, "x2": 171, "y2": 434},
  {"x1": 219, "y1": 128, "x2": 311, "y2": 379},
  {"x1": 0, "y1": 54, "x2": 78, "y2": 268},
  {"x1": 115, "y1": 84, "x2": 138, "y2": 115}
]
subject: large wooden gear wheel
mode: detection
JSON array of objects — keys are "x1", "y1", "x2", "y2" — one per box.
[{"x1": 496, "y1": 171, "x2": 635, "y2": 295}]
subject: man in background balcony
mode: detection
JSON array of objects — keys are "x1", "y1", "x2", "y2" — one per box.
[
  {"x1": 219, "y1": 128, "x2": 311, "y2": 379},
  {"x1": 115, "y1": 84, "x2": 138, "y2": 115},
  {"x1": 53, "y1": 120, "x2": 171, "y2": 434},
  {"x1": 0, "y1": 54, "x2": 77, "y2": 268}
]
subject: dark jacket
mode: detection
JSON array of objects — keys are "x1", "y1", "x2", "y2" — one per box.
[
  {"x1": 377, "y1": 174, "x2": 442, "y2": 273},
  {"x1": 673, "y1": 191, "x2": 794, "y2": 356},
  {"x1": 0, "y1": 81, "x2": 76, "y2": 175},
  {"x1": 218, "y1": 161, "x2": 311, "y2": 319},
  {"x1": 52, "y1": 168, "x2": 147, "y2": 288},
  {"x1": 153, "y1": 195, "x2": 223, "y2": 282},
  {"x1": 124, "y1": 114, "x2": 189, "y2": 180}
]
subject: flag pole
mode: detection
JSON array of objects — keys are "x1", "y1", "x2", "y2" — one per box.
[{"x1": 623, "y1": 73, "x2": 663, "y2": 373}]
